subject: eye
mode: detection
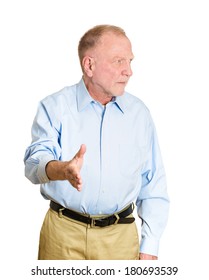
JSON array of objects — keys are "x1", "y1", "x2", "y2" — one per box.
[
  {"x1": 114, "y1": 58, "x2": 133, "y2": 65},
  {"x1": 114, "y1": 58, "x2": 125, "y2": 65}
]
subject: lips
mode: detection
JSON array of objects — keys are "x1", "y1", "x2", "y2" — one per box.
[{"x1": 118, "y1": 81, "x2": 128, "y2": 84}]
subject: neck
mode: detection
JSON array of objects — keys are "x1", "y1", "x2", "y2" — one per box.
[
  {"x1": 89, "y1": 90, "x2": 113, "y2": 105},
  {"x1": 83, "y1": 77, "x2": 113, "y2": 105}
]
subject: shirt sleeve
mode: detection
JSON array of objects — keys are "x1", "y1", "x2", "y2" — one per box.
[
  {"x1": 24, "y1": 100, "x2": 61, "y2": 184},
  {"x1": 136, "y1": 114, "x2": 170, "y2": 256}
]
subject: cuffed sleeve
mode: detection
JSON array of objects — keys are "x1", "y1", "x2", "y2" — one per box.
[
  {"x1": 136, "y1": 114, "x2": 170, "y2": 256},
  {"x1": 24, "y1": 99, "x2": 61, "y2": 184},
  {"x1": 140, "y1": 236, "x2": 160, "y2": 256},
  {"x1": 37, "y1": 155, "x2": 54, "y2": 183},
  {"x1": 24, "y1": 154, "x2": 55, "y2": 184}
]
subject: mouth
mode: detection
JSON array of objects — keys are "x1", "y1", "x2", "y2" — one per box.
[{"x1": 117, "y1": 81, "x2": 128, "y2": 85}]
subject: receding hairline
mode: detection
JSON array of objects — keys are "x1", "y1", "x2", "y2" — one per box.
[{"x1": 78, "y1": 24, "x2": 128, "y2": 67}]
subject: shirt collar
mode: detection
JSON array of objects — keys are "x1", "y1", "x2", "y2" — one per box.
[
  {"x1": 77, "y1": 79, "x2": 94, "y2": 112},
  {"x1": 77, "y1": 78, "x2": 126, "y2": 113},
  {"x1": 113, "y1": 95, "x2": 125, "y2": 114}
]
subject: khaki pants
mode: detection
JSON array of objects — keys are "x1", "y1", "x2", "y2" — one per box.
[{"x1": 38, "y1": 208, "x2": 140, "y2": 260}]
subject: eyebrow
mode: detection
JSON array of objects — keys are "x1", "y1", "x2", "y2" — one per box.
[{"x1": 113, "y1": 56, "x2": 134, "y2": 61}]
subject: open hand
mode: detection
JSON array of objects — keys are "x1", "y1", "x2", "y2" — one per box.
[
  {"x1": 46, "y1": 144, "x2": 87, "y2": 192},
  {"x1": 64, "y1": 144, "x2": 86, "y2": 191}
]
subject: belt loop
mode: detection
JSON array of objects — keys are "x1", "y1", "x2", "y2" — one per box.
[
  {"x1": 114, "y1": 213, "x2": 120, "y2": 225},
  {"x1": 132, "y1": 203, "x2": 135, "y2": 211},
  {"x1": 90, "y1": 218, "x2": 96, "y2": 228},
  {"x1": 58, "y1": 207, "x2": 65, "y2": 218}
]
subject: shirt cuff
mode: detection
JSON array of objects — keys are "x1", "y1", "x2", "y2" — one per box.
[
  {"x1": 140, "y1": 236, "x2": 160, "y2": 257},
  {"x1": 37, "y1": 155, "x2": 55, "y2": 184}
]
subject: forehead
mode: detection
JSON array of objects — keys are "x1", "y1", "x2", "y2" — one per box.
[{"x1": 95, "y1": 32, "x2": 133, "y2": 57}]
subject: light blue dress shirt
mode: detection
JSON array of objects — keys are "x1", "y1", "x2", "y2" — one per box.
[{"x1": 24, "y1": 78, "x2": 169, "y2": 255}]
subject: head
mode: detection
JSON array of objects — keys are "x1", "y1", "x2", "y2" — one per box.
[{"x1": 78, "y1": 25, "x2": 134, "y2": 104}]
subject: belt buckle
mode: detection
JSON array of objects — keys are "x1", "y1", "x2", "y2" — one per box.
[
  {"x1": 90, "y1": 218, "x2": 108, "y2": 227},
  {"x1": 90, "y1": 218, "x2": 97, "y2": 228},
  {"x1": 90, "y1": 214, "x2": 120, "y2": 228},
  {"x1": 90, "y1": 217, "x2": 108, "y2": 227}
]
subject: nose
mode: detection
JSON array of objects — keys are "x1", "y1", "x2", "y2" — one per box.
[{"x1": 122, "y1": 61, "x2": 133, "y2": 77}]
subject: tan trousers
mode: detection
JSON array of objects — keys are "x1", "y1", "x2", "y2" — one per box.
[{"x1": 38, "y1": 208, "x2": 140, "y2": 260}]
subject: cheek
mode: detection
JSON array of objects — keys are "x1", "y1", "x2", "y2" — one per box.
[
  {"x1": 102, "y1": 67, "x2": 119, "y2": 83},
  {"x1": 93, "y1": 63, "x2": 120, "y2": 86},
  {"x1": 95, "y1": 67, "x2": 115, "y2": 83}
]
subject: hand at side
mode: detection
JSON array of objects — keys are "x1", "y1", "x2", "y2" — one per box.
[{"x1": 139, "y1": 253, "x2": 158, "y2": 260}]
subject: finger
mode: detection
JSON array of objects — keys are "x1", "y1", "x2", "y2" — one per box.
[
  {"x1": 67, "y1": 172, "x2": 82, "y2": 184},
  {"x1": 76, "y1": 184, "x2": 82, "y2": 192},
  {"x1": 75, "y1": 144, "x2": 86, "y2": 160},
  {"x1": 68, "y1": 178, "x2": 82, "y2": 191},
  {"x1": 67, "y1": 172, "x2": 82, "y2": 188},
  {"x1": 65, "y1": 167, "x2": 80, "y2": 181}
]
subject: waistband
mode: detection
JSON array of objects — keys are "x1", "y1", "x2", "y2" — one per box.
[{"x1": 50, "y1": 201, "x2": 135, "y2": 227}]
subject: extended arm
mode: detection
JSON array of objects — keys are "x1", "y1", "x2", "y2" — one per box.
[
  {"x1": 24, "y1": 100, "x2": 86, "y2": 191},
  {"x1": 46, "y1": 144, "x2": 86, "y2": 191}
]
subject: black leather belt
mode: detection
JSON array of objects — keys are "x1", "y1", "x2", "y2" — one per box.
[{"x1": 50, "y1": 201, "x2": 135, "y2": 227}]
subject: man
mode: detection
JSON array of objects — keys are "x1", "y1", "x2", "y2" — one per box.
[{"x1": 24, "y1": 24, "x2": 169, "y2": 260}]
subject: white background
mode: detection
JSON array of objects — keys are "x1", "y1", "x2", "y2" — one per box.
[{"x1": 1, "y1": 0, "x2": 209, "y2": 278}]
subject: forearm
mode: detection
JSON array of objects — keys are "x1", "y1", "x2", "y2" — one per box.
[
  {"x1": 138, "y1": 198, "x2": 169, "y2": 256},
  {"x1": 46, "y1": 160, "x2": 68, "y2": 181}
]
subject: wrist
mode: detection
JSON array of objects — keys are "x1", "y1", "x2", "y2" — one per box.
[{"x1": 46, "y1": 160, "x2": 68, "y2": 181}]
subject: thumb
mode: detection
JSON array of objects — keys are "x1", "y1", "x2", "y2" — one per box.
[{"x1": 75, "y1": 144, "x2": 86, "y2": 159}]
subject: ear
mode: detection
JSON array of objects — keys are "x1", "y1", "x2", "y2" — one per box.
[{"x1": 82, "y1": 56, "x2": 95, "y2": 77}]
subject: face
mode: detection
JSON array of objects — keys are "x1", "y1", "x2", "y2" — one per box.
[{"x1": 83, "y1": 32, "x2": 134, "y2": 102}]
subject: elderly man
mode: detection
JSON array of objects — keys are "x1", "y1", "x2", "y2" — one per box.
[{"x1": 24, "y1": 24, "x2": 169, "y2": 260}]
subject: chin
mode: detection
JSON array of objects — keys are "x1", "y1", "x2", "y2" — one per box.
[
  {"x1": 117, "y1": 91, "x2": 125, "y2": 96},
  {"x1": 114, "y1": 90, "x2": 125, "y2": 97},
  {"x1": 109, "y1": 85, "x2": 126, "y2": 97}
]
